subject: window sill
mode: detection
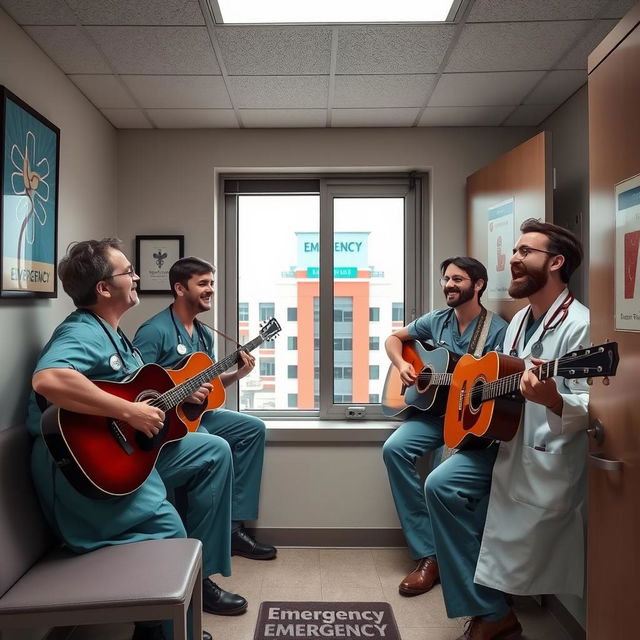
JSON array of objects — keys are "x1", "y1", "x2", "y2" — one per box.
[{"x1": 265, "y1": 419, "x2": 397, "y2": 443}]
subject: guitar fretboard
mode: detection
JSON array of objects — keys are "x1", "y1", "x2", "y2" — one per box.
[{"x1": 417, "y1": 371, "x2": 452, "y2": 386}]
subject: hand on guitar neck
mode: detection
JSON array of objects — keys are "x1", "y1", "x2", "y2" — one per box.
[{"x1": 521, "y1": 357, "x2": 563, "y2": 416}]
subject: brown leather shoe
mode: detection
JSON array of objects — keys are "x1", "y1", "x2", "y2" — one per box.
[
  {"x1": 398, "y1": 557, "x2": 439, "y2": 595},
  {"x1": 456, "y1": 610, "x2": 522, "y2": 640}
]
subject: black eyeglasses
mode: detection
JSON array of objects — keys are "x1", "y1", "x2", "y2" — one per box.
[
  {"x1": 512, "y1": 246, "x2": 556, "y2": 259},
  {"x1": 106, "y1": 267, "x2": 137, "y2": 279},
  {"x1": 439, "y1": 276, "x2": 471, "y2": 287}
]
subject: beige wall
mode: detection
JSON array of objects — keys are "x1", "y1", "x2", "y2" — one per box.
[{"x1": 0, "y1": 7, "x2": 117, "y2": 428}]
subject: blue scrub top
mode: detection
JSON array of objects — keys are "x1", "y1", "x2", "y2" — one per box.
[
  {"x1": 407, "y1": 307, "x2": 507, "y2": 357},
  {"x1": 133, "y1": 306, "x2": 215, "y2": 368}
]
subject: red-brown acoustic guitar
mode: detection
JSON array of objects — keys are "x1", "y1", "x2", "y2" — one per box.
[
  {"x1": 41, "y1": 318, "x2": 281, "y2": 499},
  {"x1": 444, "y1": 341, "x2": 619, "y2": 449}
]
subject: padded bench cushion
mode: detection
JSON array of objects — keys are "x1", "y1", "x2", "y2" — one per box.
[{"x1": 0, "y1": 538, "x2": 202, "y2": 614}]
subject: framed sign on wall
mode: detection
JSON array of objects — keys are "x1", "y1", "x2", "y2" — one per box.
[
  {"x1": 1, "y1": 86, "x2": 59, "y2": 297},
  {"x1": 135, "y1": 235, "x2": 184, "y2": 294}
]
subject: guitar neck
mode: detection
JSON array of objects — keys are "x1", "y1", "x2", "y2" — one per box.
[
  {"x1": 156, "y1": 334, "x2": 264, "y2": 410},
  {"x1": 480, "y1": 358, "x2": 560, "y2": 402},
  {"x1": 418, "y1": 372, "x2": 452, "y2": 386}
]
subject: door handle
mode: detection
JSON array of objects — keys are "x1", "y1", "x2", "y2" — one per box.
[
  {"x1": 588, "y1": 452, "x2": 622, "y2": 472},
  {"x1": 587, "y1": 418, "x2": 604, "y2": 445}
]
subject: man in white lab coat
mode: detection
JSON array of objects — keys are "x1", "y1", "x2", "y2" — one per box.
[{"x1": 425, "y1": 219, "x2": 589, "y2": 640}]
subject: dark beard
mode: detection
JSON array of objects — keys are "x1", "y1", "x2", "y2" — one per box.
[
  {"x1": 445, "y1": 284, "x2": 475, "y2": 308},
  {"x1": 508, "y1": 266, "x2": 549, "y2": 299}
]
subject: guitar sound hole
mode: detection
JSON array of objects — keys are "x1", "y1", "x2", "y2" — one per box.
[
  {"x1": 415, "y1": 368, "x2": 433, "y2": 392},
  {"x1": 468, "y1": 380, "x2": 484, "y2": 413}
]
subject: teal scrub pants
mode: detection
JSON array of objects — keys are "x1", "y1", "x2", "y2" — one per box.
[
  {"x1": 382, "y1": 414, "x2": 444, "y2": 560},
  {"x1": 197, "y1": 409, "x2": 266, "y2": 522},
  {"x1": 424, "y1": 444, "x2": 510, "y2": 621}
]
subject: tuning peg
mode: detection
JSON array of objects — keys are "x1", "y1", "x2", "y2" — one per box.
[
  {"x1": 586, "y1": 377, "x2": 593, "y2": 385},
  {"x1": 603, "y1": 377, "x2": 610, "y2": 386}
]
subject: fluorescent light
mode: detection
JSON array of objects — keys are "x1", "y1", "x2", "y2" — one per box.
[{"x1": 216, "y1": 0, "x2": 456, "y2": 24}]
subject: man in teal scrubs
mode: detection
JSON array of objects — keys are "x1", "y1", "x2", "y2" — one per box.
[
  {"x1": 383, "y1": 257, "x2": 507, "y2": 598},
  {"x1": 26, "y1": 240, "x2": 246, "y2": 640},
  {"x1": 134, "y1": 257, "x2": 276, "y2": 561}
]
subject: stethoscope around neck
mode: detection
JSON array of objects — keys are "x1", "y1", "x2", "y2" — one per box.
[
  {"x1": 436, "y1": 308, "x2": 455, "y2": 346},
  {"x1": 85, "y1": 310, "x2": 141, "y2": 373},
  {"x1": 508, "y1": 292, "x2": 574, "y2": 358},
  {"x1": 170, "y1": 305, "x2": 207, "y2": 356}
]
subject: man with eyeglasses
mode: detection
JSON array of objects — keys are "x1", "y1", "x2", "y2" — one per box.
[
  {"x1": 25, "y1": 239, "x2": 237, "y2": 640},
  {"x1": 425, "y1": 219, "x2": 589, "y2": 640},
  {"x1": 383, "y1": 256, "x2": 507, "y2": 598}
]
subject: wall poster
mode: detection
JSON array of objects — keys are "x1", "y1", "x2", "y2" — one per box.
[{"x1": 487, "y1": 198, "x2": 514, "y2": 301}]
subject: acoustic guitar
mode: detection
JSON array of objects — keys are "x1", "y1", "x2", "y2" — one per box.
[
  {"x1": 41, "y1": 318, "x2": 281, "y2": 499},
  {"x1": 443, "y1": 341, "x2": 619, "y2": 449},
  {"x1": 381, "y1": 340, "x2": 458, "y2": 418}
]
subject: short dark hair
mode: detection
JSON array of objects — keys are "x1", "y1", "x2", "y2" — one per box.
[
  {"x1": 519, "y1": 218, "x2": 583, "y2": 283},
  {"x1": 169, "y1": 257, "x2": 215, "y2": 298},
  {"x1": 58, "y1": 238, "x2": 122, "y2": 307},
  {"x1": 440, "y1": 256, "x2": 488, "y2": 300}
]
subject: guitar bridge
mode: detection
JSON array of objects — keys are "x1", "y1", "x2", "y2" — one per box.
[{"x1": 109, "y1": 420, "x2": 134, "y2": 455}]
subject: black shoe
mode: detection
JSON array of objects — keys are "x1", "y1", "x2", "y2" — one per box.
[
  {"x1": 231, "y1": 527, "x2": 277, "y2": 560},
  {"x1": 202, "y1": 578, "x2": 248, "y2": 616},
  {"x1": 132, "y1": 623, "x2": 212, "y2": 640}
]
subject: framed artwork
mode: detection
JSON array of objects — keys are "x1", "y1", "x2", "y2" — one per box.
[
  {"x1": 1, "y1": 86, "x2": 59, "y2": 297},
  {"x1": 135, "y1": 235, "x2": 184, "y2": 294}
]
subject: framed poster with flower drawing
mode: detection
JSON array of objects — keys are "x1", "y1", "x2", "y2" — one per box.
[
  {"x1": 135, "y1": 235, "x2": 184, "y2": 294},
  {"x1": 1, "y1": 86, "x2": 59, "y2": 297}
]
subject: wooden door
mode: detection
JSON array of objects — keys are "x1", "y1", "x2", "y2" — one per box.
[{"x1": 587, "y1": 5, "x2": 640, "y2": 638}]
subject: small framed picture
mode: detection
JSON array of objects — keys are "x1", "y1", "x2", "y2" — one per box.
[
  {"x1": 1, "y1": 86, "x2": 60, "y2": 297},
  {"x1": 135, "y1": 235, "x2": 184, "y2": 294}
]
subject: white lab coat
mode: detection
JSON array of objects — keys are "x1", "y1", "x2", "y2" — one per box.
[{"x1": 474, "y1": 289, "x2": 590, "y2": 596}]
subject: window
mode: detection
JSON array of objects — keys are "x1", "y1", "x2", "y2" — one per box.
[
  {"x1": 287, "y1": 393, "x2": 297, "y2": 408},
  {"x1": 392, "y1": 302, "x2": 404, "y2": 322},
  {"x1": 260, "y1": 358, "x2": 275, "y2": 376},
  {"x1": 225, "y1": 175, "x2": 424, "y2": 419},
  {"x1": 259, "y1": 302, "x2": 275, "y2": 322},
  {"x1": 262, "y1": 338, "x2": 275, "y2": 349},
  {"x1": 238, "y1": 302, "x2": 249, "y2": 321},
  {"x1": 369, "y1": 394, "x2": 380, "y2": 403}
]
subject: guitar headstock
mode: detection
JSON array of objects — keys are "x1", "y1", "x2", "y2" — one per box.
[
  {"x1": 556, "y1": 341, "x2": 619, "y2": 381},
  {"x1": 259, "y1": 317, "x2": 282, "y2": 342}
]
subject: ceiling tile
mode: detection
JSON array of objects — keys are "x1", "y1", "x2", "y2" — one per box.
[
  {"x1": 65, "y1": 0, "x2": 204, "y2": 25},
  {"x1": 337, "y1": 25, "x2": 454, "y2": 74},
  {"x1": 503, "y1": 104, "x2": 558, "y2": 126},
  {"x1": 445, "y1": 21, "x2": 587, "y2": 72},
  {"x1": 419, "y1": 105, "x2": 514, "y2": 126},
  {"x1": 146, "y1": 109, "x2": 239, "y2": 128},
  {"x1": 24, "y1": 26, "x2": 110, "y2": 73},
  {"x1": 228, "y1": 76, "x2": 328, "y2": 109},
  {"x1": 334, "y1": 75, "x2": 436, "y2": 108},
  {"x1": 0, "y1": 0, "x2": 76, "y2": 25},
  {"x1": 524, "y1": 70, "x2": 586, "y2": 104},
  {"x1": 100, "y1": 108, "x2": 152, "y2": 128},
  {"x1": 240, "y1": 109, "x2": 327, "y2": 128},
  {"x1": 601, "y1": 0, "x2": 638, "y2": 19},
  {"x1": 468, "y1": 0, "x2": 611, "y2": 22},
  {"x1": 69, "y1": 74, "x2": 137, "y2": 108},
  {"x1": 216, "y1": 27, "x2": 332, "y2": 75},
  {"x1": 122, "y1": 75, "x2": 231, "y2": 108},
  {"x1": 331, "y1": 108, "x2": 419, "y2": 127},
  {"x1": 87, "y1": 26, "x2": 220, "y2": 74},
  {"x1": 557, "y1": 19, "x2": 617, "y2": 69},
  {"x1": 429, "y1": 71, "x2": 544, "y2": 107}
]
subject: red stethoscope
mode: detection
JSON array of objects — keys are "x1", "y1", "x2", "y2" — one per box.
[{"x1": 508, "y1": 292, "x2": 574, "y2": 357}]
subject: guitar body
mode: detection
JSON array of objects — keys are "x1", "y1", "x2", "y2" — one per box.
[
  {"x1": 167, "y1": 351, "x2": 226, "y2": 431},
  {"x1": 444, "y1": 351, "x2": 525, "y2": 449},
  {"x1": 41, "y1": 363, "x2": 189, "y2": 499},
  {"x1": 382, "y1": 341, "x2": 458, "y2": 419}
]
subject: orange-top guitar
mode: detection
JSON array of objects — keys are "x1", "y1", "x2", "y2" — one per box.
[
  {"x1": 41, "y1": 318, "x2": 281, "y2": 499},
  {"x1": 444, "y1": 341, "x2": 619, "y2": 449},
  {"x1": 381, "y1": 341, "x2": 458, "y2": 419}
]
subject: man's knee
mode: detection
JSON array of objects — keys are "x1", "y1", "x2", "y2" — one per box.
[{"x1": 382, "y1": 433, "x2": 403, "y2": 465}]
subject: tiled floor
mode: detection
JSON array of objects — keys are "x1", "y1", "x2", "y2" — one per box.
[{"x1": 68, "y1": 547, "x2": 571, "y2": 640}]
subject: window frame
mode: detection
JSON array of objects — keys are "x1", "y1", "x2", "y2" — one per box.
[{"x1": 218, "y1": 173, "x2": 428, "y2": 422}]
